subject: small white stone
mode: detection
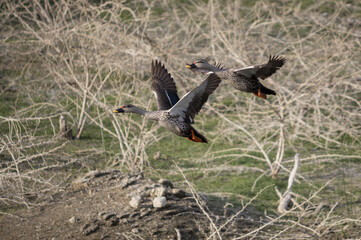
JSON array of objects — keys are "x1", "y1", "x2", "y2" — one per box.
[
  {"x1": 153, "y1": 196, "x2": 167, "y2": 208},
  {"x1": 69, "y1": 216, "x2": 76, "y2": 223},
  {"x1": 129, "y1": 196, "x2": 141, "y2": 208}
]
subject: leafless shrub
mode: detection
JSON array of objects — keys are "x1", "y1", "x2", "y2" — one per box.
[
  {"x1": 0, "y1": 118, "x2": 70, "y2": 207},
  {"x1": 1, "y1": 0, "x2": 360, "y2": 237},
  {"x1": 4, "y1": 0, "x2": 359, "y2": 169}
]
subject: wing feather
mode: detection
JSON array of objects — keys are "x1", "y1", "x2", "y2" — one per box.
[
  {"x1": 151, "y1": 60, "x2": 180, "y2": 110},
  {"x1": 169, "y1": 73, "x2": 221, "y2": 122},
  {"x1": 235, "y1": 55, "x2": 285, "y2": 80}
]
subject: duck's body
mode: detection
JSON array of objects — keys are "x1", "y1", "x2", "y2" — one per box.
[
  {"x1": 144, "y1": 110, "x2": 191, "y2": 137},
  {"x1": 186, "y1": 55, "x2": 285, "y2": 99},
  {"x1": 211, "y1": 69, "x2": 264, "y2": 93},
  {"x1": 114, "y1": 60, "x2": 221, "y2": 143}
]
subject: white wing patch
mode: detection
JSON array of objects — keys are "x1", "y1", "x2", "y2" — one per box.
[
  {"x1": 235, "y1": 65, "x2": 255, "y2": 71},
  {"x1": 164, "y1": 90, "x2": 172, "y2": 106},
  {"x1": 154, "y1": 89, "x2": 173, "y2": 107},
  {"x1": 235, "y1": 65, "x2": 256, "y2": 78}
]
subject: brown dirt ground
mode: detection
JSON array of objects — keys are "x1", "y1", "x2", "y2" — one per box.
[{"x1": 1, "y1": 170, "x2": 262, "y2": 240}]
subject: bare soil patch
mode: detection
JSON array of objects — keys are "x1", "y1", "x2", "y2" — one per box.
[{"x1": 1, "y1": 170, "x2": 260, "y2": 239}]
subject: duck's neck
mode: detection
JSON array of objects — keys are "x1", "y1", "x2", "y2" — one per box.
[
  {"x1": 130, "y1": 106, "x2": 147, "y2": 116},
  {"x1": 144, "y1": 111, "x2": 161, "y2": 121},
  {"x1": 130, "y1": 107, "x2": 160, "y2": 121}
]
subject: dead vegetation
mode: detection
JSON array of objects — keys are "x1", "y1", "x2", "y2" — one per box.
[{"x1": 1, "y1": 0, "x2": 361, "y2": 239}]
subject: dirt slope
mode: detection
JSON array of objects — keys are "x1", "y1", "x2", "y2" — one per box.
[{"x1": 1, "y1": 170, "x2": 259, "y2": 239}]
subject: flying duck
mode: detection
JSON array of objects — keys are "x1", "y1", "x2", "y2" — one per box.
[
  {"x1": 186, "y1": 55, "x2": 285, "y2": 99},
  {"x1": 113, "y1": 60, "x2": 222, "y2": 143}
]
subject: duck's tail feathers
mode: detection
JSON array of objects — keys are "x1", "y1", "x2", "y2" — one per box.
[
  {"x1": 187, "y1": 128, "x2": 208, "y2": 143},
  {"x1": 260, "y1": 85, "x2": 276, "y2": 95},
  {"x1": 254, "y1": 85, "x2": 276, "y2": 99}
]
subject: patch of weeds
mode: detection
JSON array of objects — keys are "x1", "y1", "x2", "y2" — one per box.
[
  {"x1": 120, "y1": 9, "x2": 135, "y2": 22},
  {"x1": 299, "y1": 0, "x2": 316, "y2": 10},
  {"x1": 149, "y1": 156, "x2": 174, "y2": 170},
  {"x1": 192, "y1": 174, "x2": 280, "y2": 211},
  {"x1": 0, "y1": 204, "x2": 27, "y2": 214},
  {"x1": 99, "y1": 11, "x2": 111, "y2": 21},
  {"x1": 228, "y1": 154, "x2": 265, "y2": 168},
  {"x1": 151, "y1": 6, "x2": 166, "y2": 16}
]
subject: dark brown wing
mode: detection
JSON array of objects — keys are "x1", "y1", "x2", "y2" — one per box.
[
  {"x1": 169, "y1": 73, "x2": 221, "y2": 122},
  {"x1": 151, "y1": 60, "x2": 180, "y2": 110},
  {"x1": 253, "y1": 55, "x2": 285, "y2": 80}
]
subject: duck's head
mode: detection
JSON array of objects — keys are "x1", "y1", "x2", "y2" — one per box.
[
  {"x1": 186, "y1": 59, "x2": 215, "y2": 73},
  {"x1": 113, "y1": 104, "x2": 135, "y2": 113}
]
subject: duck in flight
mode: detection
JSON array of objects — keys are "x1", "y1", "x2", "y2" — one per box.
[
  {"x1": 186, "y1": 55, "x2": 285, "y2": 99},
  {"x1": 113, "y1": 60, "x2": 222, "y2": 143}
]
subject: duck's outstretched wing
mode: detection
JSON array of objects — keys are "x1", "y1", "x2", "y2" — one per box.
[
  {"x1": 169, "y1": 73, "x2": 221, "y2": 122},
  {"x1": 235, "y1": 55, "x2": 285, "y2": 80},
  {"x1": 151, "y1": 60, "x2": 180, "y2": 110}
]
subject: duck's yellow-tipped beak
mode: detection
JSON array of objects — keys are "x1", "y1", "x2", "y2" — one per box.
[
  {"x1": 113, "y1": 107, "x2": 124, "y2": 113},
  {"x1": 186, "y1": 63, "x2": 196, "y2": 69}
]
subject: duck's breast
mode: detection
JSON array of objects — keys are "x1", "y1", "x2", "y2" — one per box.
[{"x1": 159, "y1": 114, "x2": 190, "y2": 137}]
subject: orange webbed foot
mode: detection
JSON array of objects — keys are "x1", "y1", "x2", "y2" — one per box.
[
  {"x1": 253, "y1": 89, "x2": 267, "y2": 99},
  {"x1": 186, "y1": 129, "x2": 204, "y2": 143}
]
